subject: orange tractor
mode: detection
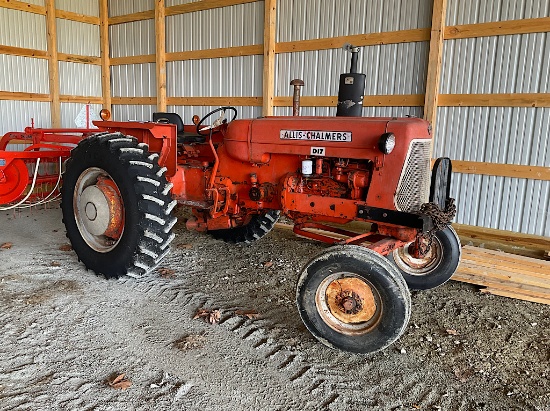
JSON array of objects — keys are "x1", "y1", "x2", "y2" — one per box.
[{"x1": 0, "y1": 47, "x2": 460, "y2": 353}]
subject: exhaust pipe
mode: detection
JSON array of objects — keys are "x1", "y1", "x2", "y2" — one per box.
[{"x1": 290, "y1": 79, "x2": 304, "y2": 116}]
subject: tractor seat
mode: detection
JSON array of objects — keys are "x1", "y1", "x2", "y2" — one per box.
[{"x1": 152, "y1": 112, "x2": 206, "y2": 144}]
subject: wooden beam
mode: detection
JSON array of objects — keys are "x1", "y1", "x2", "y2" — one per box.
[
  {"x1": 0, "y1": 90, "x2": 51, "y2": 102},
  {"x1": 0, "y1": 44, "x2": 48, "y2": 59},
  {"x1": 275, "y1": 29, "x2": 430, "y2": 54},
  {"x1": 451, "y1": 160, "x2": 550, "y2": 181},
  {"x1": 59, "y1": 95, "x2": 104, "y2": 104},
  {"x1": 58, "y1": 53, "x2": 102, "y2": 65},
  {"x1": 167, "y1": 96, "x2": 262, "y2": 106},
  {"x1": 0, "y1": 0, "x2": 45, "y2": 15},
  {"x1": 166, "y1": 0, "x2": 258, "y2": 16},
  {"x1": 262, "y1": 0, "x2": 276, "y2": 116},
  {"x1": 111, "y1": 45, "x2": 264, "y2": 66},
  {"x1": 108, "y1": 10, "x2": 155, "y2": 25},
  {"x1": 111, "y1": 97, "x2": 157, "y2": 105},
  {"x1": 453, "y1": 224, "x2": 550, "y2": 253},
  {"x1": 110, "y1": 55, "x2": 157, "y2": 66},
  {"x1": 445, "y1": 17, "x2": 550, "y2": 40},
  {"x1": 45, "y1": 0, "x2": 61, "y2": 127},
  {"x1": 423, "y1": 0, "x2": 447, "y2": 136},
  {"x1": 55, "y1": 9, "x2": 100, "y2": 25},
  {"x1": 273, "y1": 94, "x2": 425, "y2": 107},
  {"x1": 155, "y1": 0, "x2": 167, "y2": 112},
  {"x1": 439, "y1": 93, "x2": 550, "y2": 107},
  {"x1": 99, "y1": 0, "x2": 111, "y2": 112},
  {"x1": 166, "y1": 44, "x2": 263, "y2": 62}
]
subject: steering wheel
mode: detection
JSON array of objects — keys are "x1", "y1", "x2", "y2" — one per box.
[{"x1": 196, "y1": 106, "x2": 238, "y2": 136}]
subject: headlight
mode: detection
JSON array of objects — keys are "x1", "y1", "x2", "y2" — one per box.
[{"x1": 378, "y1": 132, "x2": 396, "y2": 154}]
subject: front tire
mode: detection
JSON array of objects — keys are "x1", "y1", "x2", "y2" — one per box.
[
  {"x1": 297, "y1": 245, "x2": 411, "y2": 354},
  {"x1": 61, "y1": 133, "x2": 177, "y2": 278},
  {"x1": 388, "y1": 226, "x2": 461, "y2": 290}
]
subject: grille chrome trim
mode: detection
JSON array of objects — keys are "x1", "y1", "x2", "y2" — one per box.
[{"x1": 394, "y1": 139, "x2": 431, "y2": 213}]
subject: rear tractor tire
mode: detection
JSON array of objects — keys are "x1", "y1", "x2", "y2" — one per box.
[
  {"x1": 388, "y1": 226, "x2": 461, "y2": 290},
  {"x1": 61, "y1": 132, "x2": 177, "y2": 279},
  {"x1": 296, "y1": 245, "x2": 411, "y2": 354},
  {"x1": 209, "y1": 210, "x2": 280, "y2": 244}
]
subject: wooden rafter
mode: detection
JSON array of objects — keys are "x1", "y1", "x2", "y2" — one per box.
[
  {"x1": 155, "y1": 0, "x2": 167, "y2": 112},
  {"x1": 45, "y1": 0, "x2": 60, "y2": 127},
  {"x1": 423, "y1": 0, "x2": 447, "y2": 134},
  {"x1": 99, "y1": 0, "x2": 111, "y2": 112},
  {"x1": 262, "y1": 0, "x2": 276, "y2": 116}
]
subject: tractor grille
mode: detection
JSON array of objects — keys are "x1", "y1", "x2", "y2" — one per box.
[{"x1": 394, "y1": 139, "x2": 431, "y2": 213}]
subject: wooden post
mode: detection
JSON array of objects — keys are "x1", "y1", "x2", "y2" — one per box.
[
  {"x1": 99, "y1": 0, "x2": 111, "y2": 112},
  {"x1": 45, "y1": 0, "x2": 61, "y2": 127},
  {"x1": 262, "y1": 0, "x2": 276, "y2": 116},
  {"x1": 155, "y1": 0, "x2": 167, "y2": 112},
  {"x1": 423, "y1": 0, "x2": 447, "y2": 136}
]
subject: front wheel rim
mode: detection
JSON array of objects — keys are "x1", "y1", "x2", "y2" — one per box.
[
  {"x1": 315, "y1": 273, "x2": 382, "y2": 336},
  {"x1": 392, "y1": 237, "x2": 443, "y2": 276},
  {"x1": 73, "y1": 167, "x2": 125, "y2": 253}
]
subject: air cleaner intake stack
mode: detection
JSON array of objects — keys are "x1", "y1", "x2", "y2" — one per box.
[{"x1": 336, "y1": 44, "x2": 366, "y2": 117}]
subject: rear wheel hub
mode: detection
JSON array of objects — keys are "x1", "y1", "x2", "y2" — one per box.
[{"x1": 74, "y1": 168, "x2": 124, "y2": 253}]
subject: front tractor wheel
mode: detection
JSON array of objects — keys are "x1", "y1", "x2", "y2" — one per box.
[
  {"x1": 296, "y1": 246, "x2": 411, "y2": 354},
  {"x1": 388, "y1": 226, "x2": 461, "y2": 290},
  {"x1": 61, "y1": 133, "x2": 177, "y2": 278}
]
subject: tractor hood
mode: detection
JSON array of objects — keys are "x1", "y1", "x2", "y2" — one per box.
[{"x1": 224, "y1": 116, "x2": 431, "y2": 163}]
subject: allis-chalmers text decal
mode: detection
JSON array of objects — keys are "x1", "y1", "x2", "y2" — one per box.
[{"x1": 280, "y1": 130, "x2": 352, "y2": 142}]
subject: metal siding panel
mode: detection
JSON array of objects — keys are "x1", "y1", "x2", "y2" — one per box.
[
  {"x1": 446, "y1": 0, "x2": 549, "y2": 25},
  {"x1": 0, "y1": 8, "x2": 47, "y2": 50},
  {"x1": 167, "y1": 56, "x2": 263, "y2": 97},
  {"x1": 109, "y1": 20, "x2": 156, "y2": 57},
  {"x1": 108, "y1": 0, "x2": 154, "y2": 17},
  {"x1": 60, "y1": 103, "x2": 103, "y2": 128},
  {"x1": 112, "y1": 105, "x2": 156, "y2": 121},
  {"x1": 55, "y1": 0, "x2": 99, "y2": 16},
  {"x1": 165, "y1": 0, "x2": 200, "y2": 6},
  {"x1": 111, "y1": 63, "x2": 157, "y2": 97},
  {"x1": 166, "y1": 2, "x2": 263, "y2": 53},
  {"x1": 275, "y1": 42, "x2": 429, "y2": 99},
  {"x1": 277, "y1": 0, "x2": 432, "y2": 42},
  {"x1": 58, "y1": 62, "x2": 102, "y2": 96},
  {"x1": 0, "y1": 55, "x2": 49, "y2": 93},
  {"x1": 56, "y1": 19, "x2": 101, "y2": 56},
  {"x1": 434, "y1": 106, "x2": 550, "y2": 236},
  {"x1": 0, "y1": 100, "x2": 51, "y2": 135}
]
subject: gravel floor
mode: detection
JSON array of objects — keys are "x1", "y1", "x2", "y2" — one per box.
[{"x1": 0, "y1": 205, "x2": 549, "y2": 410}]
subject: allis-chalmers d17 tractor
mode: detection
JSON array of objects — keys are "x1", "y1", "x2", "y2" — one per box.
[{"x1": 0, "y1": 47, "x2": 460, "y2": 354}]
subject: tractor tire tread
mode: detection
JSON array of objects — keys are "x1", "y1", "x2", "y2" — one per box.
[
  {"x1": 61, "y1": 132, "x2": 177, "y2": 279},
  {"x1": 209, "y1": 210, "x2": 281, "y2": 244}
]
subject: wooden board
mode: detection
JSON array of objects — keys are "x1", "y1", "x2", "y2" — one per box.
[{"x1": 452, "y1": 246, "x2": 550, "y2": 305}]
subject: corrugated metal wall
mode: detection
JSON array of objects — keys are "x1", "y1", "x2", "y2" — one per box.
[
  {"x1": 435, "y1": 0, "x2": 550, "y2": 236},
  {"x1": 109, "y1": 0, "x2": 154, "y2": 17},
  {"x1": 0, "y1": 8, "x2": 49, "y2": 134},
  {"x1": 166, "y1": 2, "x2": 264, "y2": 120},
  {"x1": 0, "y1": 3, "x2": 102, "y2": 135},
  {"x1": 274, "y1": 0, "x2": 431, "y2": 117}
]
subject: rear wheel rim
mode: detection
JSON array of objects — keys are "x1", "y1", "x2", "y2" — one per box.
[
  {"x1": 315, "y1": 273, "x2": 382, "y2": 336},
  {"x1": 73, "y1": 167, "x2": 124, "y2": 253}
]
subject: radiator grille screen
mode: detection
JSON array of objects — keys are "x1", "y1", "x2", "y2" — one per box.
[{"x1": 394, "y1": 139, "x2": 431, "y2": 213}]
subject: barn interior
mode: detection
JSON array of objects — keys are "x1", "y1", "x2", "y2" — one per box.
[{"x1": 0, "y1": 0, "x2": 549, "y2": 410}]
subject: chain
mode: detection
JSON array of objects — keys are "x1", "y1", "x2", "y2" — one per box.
[{"x1": 416, "y1": 198, "x2": 457, "y2": 255}]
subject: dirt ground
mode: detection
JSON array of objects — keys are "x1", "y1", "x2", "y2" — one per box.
[{"x1": 0, "y1": 204, "x2": 548, "y2": 411}]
